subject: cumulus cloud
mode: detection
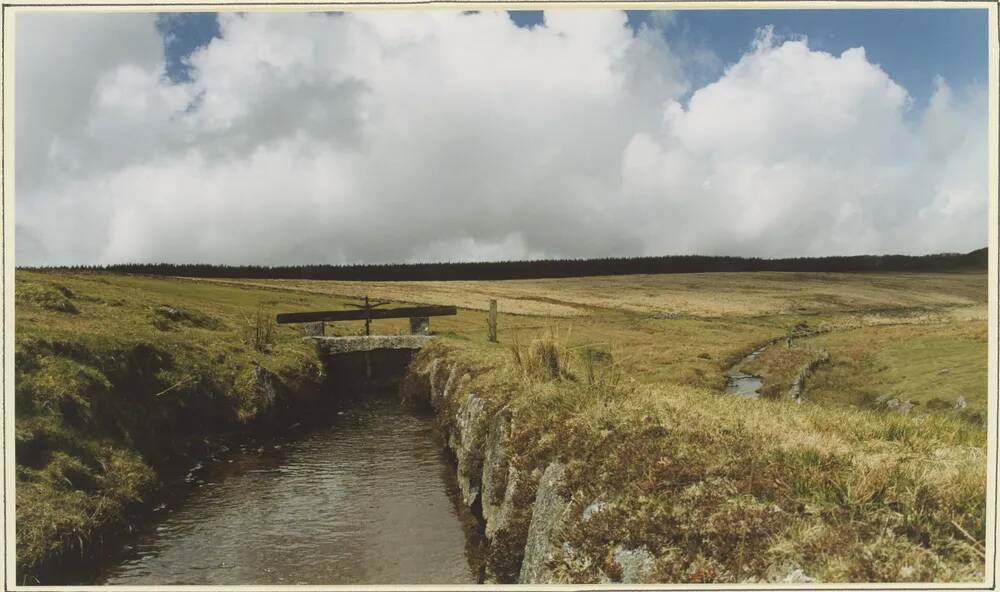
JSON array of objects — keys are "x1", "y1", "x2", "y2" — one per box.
[
  {"x1": 14, "y1": 11, "x2": 988, "y2": 266},
  {"x1": 15, "y1": 13, "x2": 163, "y2": 194}
]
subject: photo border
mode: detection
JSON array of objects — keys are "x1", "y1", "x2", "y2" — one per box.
[{"x1": 1, "y1": 1, "x2": 996, "y2": 590}]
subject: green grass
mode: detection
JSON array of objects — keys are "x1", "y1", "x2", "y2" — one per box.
[
  {"x1": 804, "y1": 322, "x2": 988, "y2": 421},
  {"x1": 14, "y1": 269, "x2": 989, "y2": 583},
  {"x1": 14, "y1": 271, "x2": 346, "y2": 573}
]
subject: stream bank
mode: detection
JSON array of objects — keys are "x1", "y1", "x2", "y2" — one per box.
[
  {"x1": 403, "y1": 345, "x2": 662, "y2": 584},
  {"x1": 20, "y1": 356, "x2": 336, "y2": 585},
  {"x1": 725, "y1": 345, "x2": 768, "y2": 398},
  {"x1": 722, "y1": 327, "x2": 830, "y2": 401},
  {"x1": 31, "y1": 339, "x2": 488, "y2": 586}
]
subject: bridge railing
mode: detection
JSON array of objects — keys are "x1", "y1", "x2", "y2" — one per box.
[{"x1": 276, "y1": 297, "x2": 456, "y2": 336}]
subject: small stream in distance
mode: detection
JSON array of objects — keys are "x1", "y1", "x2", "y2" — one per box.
[
  {"x1": 89, "y1": 397, "x2": 485, "y2": 585},
  {"x1": 725, "y1": 345, "x2": 767, "y2": 398}
]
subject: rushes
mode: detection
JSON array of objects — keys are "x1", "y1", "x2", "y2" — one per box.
[
  {"x1": 579, "y1": 346, "x2": 603, "y2": 385},
  {"x1": 510, "y1": 332, "x2": 566, "y2": 382},
  {"x1": 577, "y1": 345, "x2": 634, "y2": 399},
  {"x1": 244, "y1": 305, "x2": 276, "y2": 353},
  {"x1": 510, "y1": 332, "x2": 635, "y2": 400}
]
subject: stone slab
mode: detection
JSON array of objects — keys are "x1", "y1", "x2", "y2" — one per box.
[{"x1": 307, "y1": 335, "x2": 434, "y2": 354}]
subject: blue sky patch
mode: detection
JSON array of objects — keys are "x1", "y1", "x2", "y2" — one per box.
[
  {"x1": 158, "y1": 9, "x2": 986, "y2": 111},
  {"x1": 508, "y1": 11, "x2": 545, "y2": 28},
  {"x1": 156, "y1": 12, "x2": 220, "y2": 82},
  {"x1": 657, "y1": 9, "x2": 987, "y2": 110}
]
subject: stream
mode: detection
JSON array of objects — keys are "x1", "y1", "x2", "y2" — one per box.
[
  {"x1": 725, "y1": 345, "x2": 767, "y2": 398},
  {"x1": 86, "y1": 398, "x2": 484, "y2": 585},
  {"x1": 723, "y1": 330, "x2": 822, "y2": 399}
]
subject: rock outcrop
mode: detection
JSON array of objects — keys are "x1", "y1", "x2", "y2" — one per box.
[
  {"x1": 416, "y1": 352, "x2": 640, "y2": 585},
  {"x1": 518, "y1": 462, "x2": 569, "y2": 584},
  {"x1": 787, "y1": 349, "x2": 831, "y2": 401},
  {"x1": 612, "y1": 545, "x2": 656, "y2": 583},
  {"x1": 452, "y1": 393, "x2": 488, "y2": 506},
  {"x1": 481, "y1": 407, "x2": 515, "y2": 539},
  {"x1": 253, "y1": 363, "x2": 279, "y2": 407}
]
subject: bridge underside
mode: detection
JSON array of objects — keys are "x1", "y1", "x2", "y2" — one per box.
[{"x1": 308, "y1": 335, "x2": 433, "y2": 396}]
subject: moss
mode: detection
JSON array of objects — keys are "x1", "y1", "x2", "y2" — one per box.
[
  {"x1": 14, "y1": 272, "x2": 332, "y2": 575},
  {"x1": 151, "y1": 304, "x2": 224, "y2": 331},
  {"x1": 17, "y1": 443, "x2": 156, "y2": 571},
  {"x1": 16, "y1": 282, "x2": 79, "y2": 313}
]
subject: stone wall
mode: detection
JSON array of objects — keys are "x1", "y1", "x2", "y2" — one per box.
[
  {"x1": 409, "y1": 351, "x2": 678, "y2": 584},
  {"x1": 412, "y1": 355, "x2": 577, "y2": 584}
]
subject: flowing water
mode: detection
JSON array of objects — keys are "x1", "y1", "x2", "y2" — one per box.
[
  {"x1": 89, "y1": 398, "x2": 484, "y2": 585},
  {"x1": 725, "y1": 346, "x2": 767, "y2": 398}
]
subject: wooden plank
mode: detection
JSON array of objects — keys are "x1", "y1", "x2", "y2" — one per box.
[{"x1": 276, "y1": 305, "x2": 457, "y2": 324}]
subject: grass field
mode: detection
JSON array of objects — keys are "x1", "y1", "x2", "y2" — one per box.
[
  {"x1": 195, "y1": 271, "x2": 987, "y2": 318},
  {"x1": 13, "y1": 269, "x2": 990, "y2": 582}
]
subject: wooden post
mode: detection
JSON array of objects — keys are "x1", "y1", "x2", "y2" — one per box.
[
  {"x1": 488, "y1": 299, "x2": 498, "y2": 343},
  {"x1": 410, "y1": 316, "x2": 430, "y2": 335},
  {"x1": 364, "y1": 295, "x2": 371, "y2": 336}
]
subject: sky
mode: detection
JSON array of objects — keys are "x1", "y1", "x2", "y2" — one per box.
[{"x1": 15, "y1": 9, "x2": 990, "y2": 266}]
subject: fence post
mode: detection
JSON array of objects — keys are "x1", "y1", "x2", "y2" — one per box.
[
  {"x1": 364, "y1": 295, "x2": 371, "y2": 336},
  {"x1": 488, "y1": 299, "x2": 498, "y2": 343},
  {"x1": 410, "y1": 316, "x2": 430, "y2": 335}
]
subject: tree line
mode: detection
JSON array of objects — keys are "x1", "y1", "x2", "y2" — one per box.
[{"x1": 21, "y1": 247, "x2": 987, "y2": 281}]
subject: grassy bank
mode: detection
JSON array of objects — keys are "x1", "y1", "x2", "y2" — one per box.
[
  {"x1": 14, "y1": 269, "x2": 989, "y2": 583},
  {"x1": 14, "y1": 271, "x2": 358, "y2": 577},
  {"x1": 412, "y1": 338, "x2": 986, "y2": 582}
]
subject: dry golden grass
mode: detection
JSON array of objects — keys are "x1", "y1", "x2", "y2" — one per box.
[
  {"x1": 192, "y1": 271, "x2": 987, "y2": 319},
  {"x1": 740, "y1": 343, "x2": 828, "y2": 399},
  {"x1": 185, "y1": 271, "x2": 989, "y2": 410},
  {"x1": 420, "y1": 336, "x2": 987, "y2": 583}
]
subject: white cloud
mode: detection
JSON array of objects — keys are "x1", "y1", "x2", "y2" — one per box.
[
  {"x1": 619, "y1": 32, "x2": 986, "y2": 258},
  {"x1": 15, "y1": 13, "x2": 163, "y2": 194},
  {"x1": 14, "y1": 13, "x2": 988, "y2": 266}
]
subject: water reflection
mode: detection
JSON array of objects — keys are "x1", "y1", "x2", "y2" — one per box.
[{"x1": 94, "y1": 399, "x2": 481, "y2": 585}]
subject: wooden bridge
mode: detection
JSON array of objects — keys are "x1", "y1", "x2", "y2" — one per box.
[
  {"x1": 276, "y1": 296, "x2": 456, "y2": 336},
  {"x1": 276, "y1": 297, "x2": 497, "y2": 390}
]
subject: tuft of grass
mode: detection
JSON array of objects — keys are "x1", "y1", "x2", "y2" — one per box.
[
  {"x1": 243, "y1": 305, "x2": 276, "y2": 353},
  {"x1": 17, "y1": 283, "x2": 79, "y2": 314},
  {"x1": 510, "y1": 332, "x2": 569, "y2": 383},
  {"x1": 576, "y1": 346, "x2": 612, "y2": 385}
]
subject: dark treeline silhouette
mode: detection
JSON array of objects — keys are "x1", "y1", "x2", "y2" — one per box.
[{"x1": 20, "y1": 248, "x2": 988, "y2": 281}]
